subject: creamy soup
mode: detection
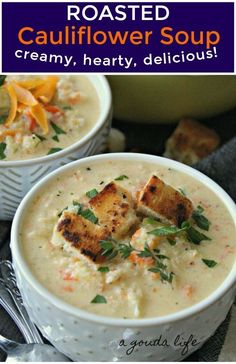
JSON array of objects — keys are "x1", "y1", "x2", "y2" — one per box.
[
  {"x1": 21, "y1": 160, "x2": 236, "y2": 318},
  {"x1": 0, "y1": 75, "x2": 99, "y2": 161}
]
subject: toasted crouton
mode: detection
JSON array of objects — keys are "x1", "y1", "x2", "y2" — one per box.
[
  {"x1": 51, "y1": 211, "x2": 109, "y2": 263},
  {"x1": 163, "y1": 118, "x2": 220, "y2": 165},
  {"x1": 89, "y1": 182, "x2": 139, "y2": 239},
  {"x1": 137, "y1": 175, "x2": 193, "y2": 226}
]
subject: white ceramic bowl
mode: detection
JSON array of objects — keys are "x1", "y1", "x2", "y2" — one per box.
[
  {"x1": 11, "y1": 153, "x2": 236, "y2": 362},
  {"x1": 0, "y1": 75, "x2": 112, "y2": 220}
]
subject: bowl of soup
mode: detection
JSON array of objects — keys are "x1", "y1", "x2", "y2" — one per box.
[
  {"x1": 11, "y1": 153, "x2": 236, "y2": 361},
  {"x1": 0, "y1": 75, "x2": 112, "y2": 220}
]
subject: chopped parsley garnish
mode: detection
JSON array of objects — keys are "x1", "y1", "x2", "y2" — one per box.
[
  {"x1": 52, "y1": 135, "x2": 59, "y2": 142},
  {"x1": 192, "y1": 206, "x2": 210, "y2": 231},
  {"x1": 196, "y1": 205, "x2": 204, "y2": 213},
  {"x1": 57, "y1": 206, "x2": 68, "y2": 217},
  {"x1": 100, "y1": 239, "x2": 173, "y2": 284},
  {"x1": 80, "y1": 208, "x2": 98, "y2": 224},
  {"x1": 35, "y1": 134, "x2": 46, "y2": 141},
  {"x1": 72, "y1": 200, "x2": 83, "y2": 214},
  {"x1": 100, "y1": 239, "x2": 134, "y2": 260},
  {"x1": 86, "y1": 189, "x2": 98, "y2": 199},
  {"x1": 148, "y1": 221, "x2": 210, "y2": 245},
  {"x1": 47, "y1": 147, "x2": 62, "y2": 155},
  {"x1": 148, "y1": 267, "x2": 174, "y2": 283},
  {"x1": 91, "y1": 295, "x2": 107, "y2": 304},
  {"x1": 114, "y1": 175, "x2": 129, "y2": 181},
  {"x1": 167, "y1": 237, "x2": 176, "y2": 246},
  {"x1": 58, "y1": 201, "x2": 98, "y2": 224},
  {"x1": 0, "y1": 75, "x2": 6, "y2": 86},
  {"x1": 179, "y1": 188, "x2": 186, "y2": 196},
  {"x1": 0, "y1": 142, "x2": 6, "y2": 160},
  {"x1": 62, "y1": 105, "x2": 72, "y2": 111},
  {"x1": 97, "y1": 266, "x2": 109, "y2": 273},
  {"x1": 0, "y1": 115, "x2": 7, "y2": 125},
  {"x1": 143, "y1": 217, "x2": 161, "y2": 225},
  {"x1": 202, "y1": 259, "x2": 217, "y2": 268},
  {"x1": 186, "y1": 226, "x2": 211, "y2": 245},
  {"x1": 51, "y1": 122, "x2": 66, "y2": 135},
  {"x1": 148, "y1": 222, "x2": 190, "y2": 237}
]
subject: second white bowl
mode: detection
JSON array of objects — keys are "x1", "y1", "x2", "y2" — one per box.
[{"x1": 0, "y1": 75, "x2": 112, "y2": 220}]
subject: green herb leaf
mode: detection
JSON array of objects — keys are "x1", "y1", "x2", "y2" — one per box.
[
  {"x1": 58, "y1": 206, "x2": 68, "y2": 217},
  {"x1": 91, "y1": 295, "x2": 107, "y2": 304},
  {"x1": 80, "y1": 208, "x2": 98, "y2": 224},
  {"x1": 86, "y1": 189, "x2": 98, "y2": 199},
  {"x1": 179, "y1": 188, "x2": 186, "y2": 196},
  {"x1": 148, "y1": 223, "x2": 188, "y2": 237},
  {"x1": 0, "y1": 75, "x2": 6, "y2": 86},
  {"x1": 143, "y1": 217, "x2": 161, "y2": 225},
  {"x1": 47, "y1": 148, "x2": 62, "y2": 155},
  {"x1": 114, "y1": 175, "x2": 129, "y2": 181},
  {"x1": 192, "y1": 207, "x2": 210, "y2": 231},
  {"x1": 0, "y1": 115, "x2": 7, "y2": 125},
  {"x1": 52, "y1": 135, "x2": 59, "y2": 142},
  {"x1": 100, "y1": 240, "x2": 118, "y2": 259},
  {"x1": 0, "y1": 142, "x2": 6, "y2": 160},
  {"x1": 167, "y1": 237, "x2": 176, "y2": 246},
  {"x1": 138, "y1": 250, "x2": 153, "y2": 258},
  {"x1": 118, "y1": 243, "x2": 134, "y2": 259},
  {"x1": 51, "y1": 122, "x2": 66, "y2": 135},
  {"x1": 196, "y1": 205, "x2": 204, "y2": 213},
  {"x1": 62, "y1": 105, "x2": 72, "y2": 110},
  {"x1": 100, "y1": 240, "x2": 114, "y2": 252},
  {"x1": 202, "y1": 259, "x2": 217, "y2": 268},
  {"x1": 148, "y1": 267, "x2": 174, "y2": 283},
  {"x1": 98, "y1": 266, "x2": 110, "y2": 273},
  {"x1": 138, "y1": 242, "x2": 153, "y2": 258},
  {"x1": 186, "y1": 226, "x2": 211, "y2": 245},
  {"x1": 72, "y1": 200, "x2": 82, "y2": 214},
  {"x1": 156, "y1": 254, "x2": 170, "y2": 260},
  {"x1": 35, "y1": 134, "x2": 46, "y2": 141}
]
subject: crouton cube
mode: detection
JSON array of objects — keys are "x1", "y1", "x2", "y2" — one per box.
[
  {"x1": 137, "y1": 175, "x2": 193, "y2": 226},
  {"x1": 163, "y1": 118, "x2": 220, "y2": 165},
  {"x1": 51, "y1": 211, "x2": 109, "y2": 263},
  {"x1": 89, "y1": 182, "x2": 139, "y2": 239}
]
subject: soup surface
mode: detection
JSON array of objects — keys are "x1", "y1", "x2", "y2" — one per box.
[
  {"x1": 0, "y1": 75, "x2": 100, "y2": 161},
  {"x1": 21, "y1": 159, "x2": 236, "y2": 318}
]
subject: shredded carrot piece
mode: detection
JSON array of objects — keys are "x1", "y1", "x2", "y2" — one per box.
[
  {"x1": 68, "y1": 92, "x2": 81, "y2": 105},
  {"x1": 44, "y1": 105, "x2": 64, "y2": 114},
  {"x1": 63, "y1": 273, "x2": 79, "y2": 282},
  {"x1": 183, "y1": 284, "x2": 194, "y2": 297},
  {"x1": 25, "y1": 112, "x2": 37, "y2": 132},
  {"x1": 129, "y1": 251, "x2": 153, "y2": 266},
  {"x1": 5, "y1": 84, "x2": 18, "y2": 126},
  {"x1": 63, "y1": 286, "x2": 74, "y2": 292}
]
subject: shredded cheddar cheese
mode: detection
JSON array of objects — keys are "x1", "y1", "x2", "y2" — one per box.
[
  {"x1": 29, "y1": 103, "x2": 49, "y2": 134},
  {"x1": 33, "y1": 76, "x2": 59, "y2": 104},
  {"x1": 2, "y1": 76, "x2": 59, "y2": 134},
  {"x1": 5, "y1": 84, "x2": 18, "y2": 126}
]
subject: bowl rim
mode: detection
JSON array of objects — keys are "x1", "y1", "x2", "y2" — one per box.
[
  {"x1": 11, "y1": 153, "x2": 236, "y2": 327},
  {"x1": 0, "y1": 75, "x2": 112, "y2": 167}
]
